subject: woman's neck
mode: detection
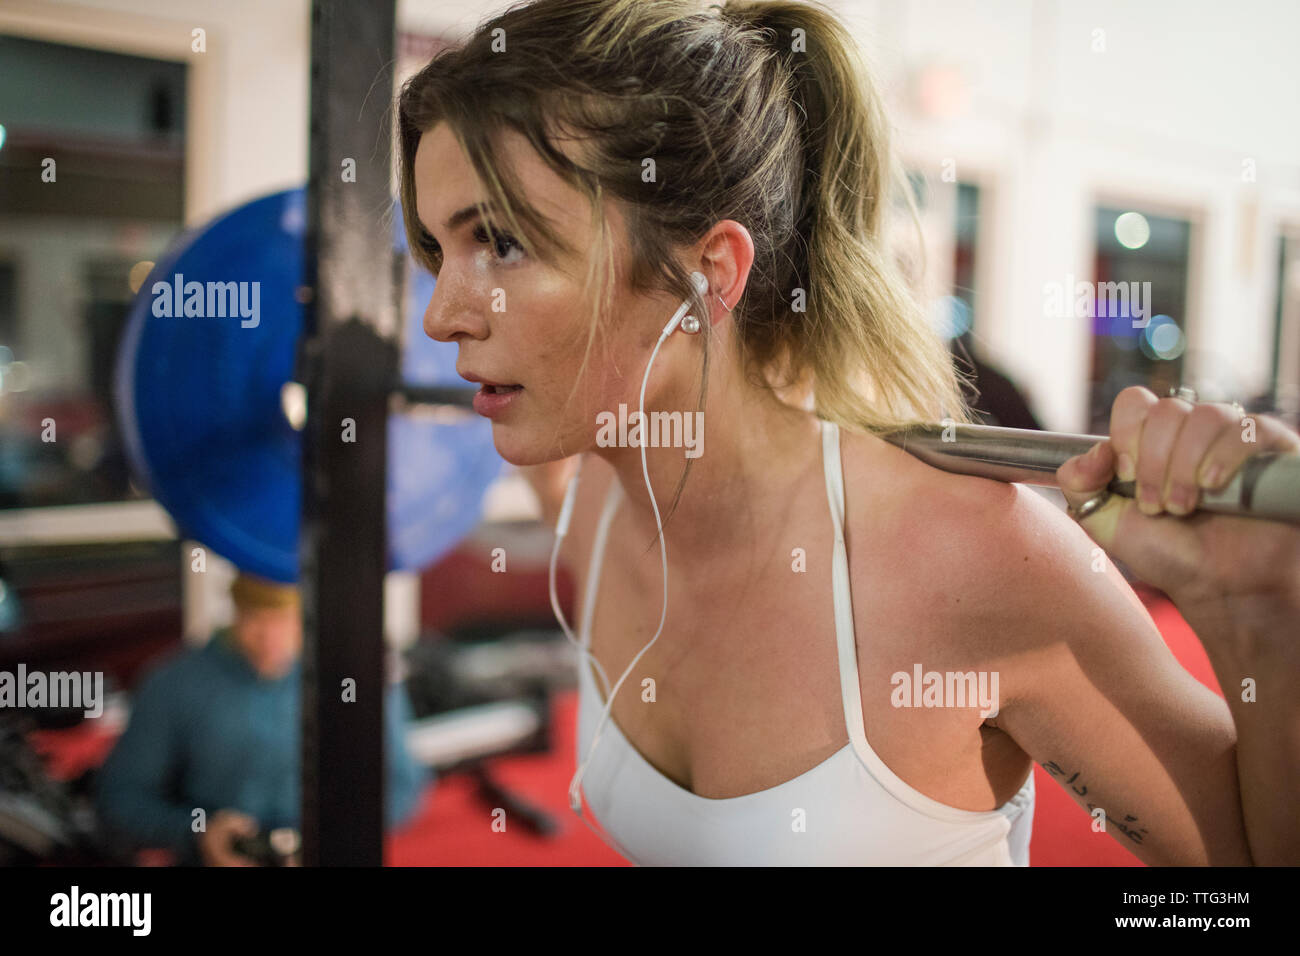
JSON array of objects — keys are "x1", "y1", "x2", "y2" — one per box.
[{"x1": 592, "y1": 375, "x2": 823, "y2": 568}]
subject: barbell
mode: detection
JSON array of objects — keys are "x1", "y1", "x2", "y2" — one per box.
[{"x1": 881, "y1": 421, "x2": 1300, "y2": 522}]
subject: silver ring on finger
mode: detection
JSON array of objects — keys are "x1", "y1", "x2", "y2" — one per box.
[
  {"x1": 1067, "y1": 489, "x2": 1112, "y2": 522},
  {"x1": 1169, "y1": 385, "x2": 1198, "y2": 404}
]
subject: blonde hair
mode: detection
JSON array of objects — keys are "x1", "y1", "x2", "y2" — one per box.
[{"x1": 397, "y1": 0, "x2": 974, "y2": 496}]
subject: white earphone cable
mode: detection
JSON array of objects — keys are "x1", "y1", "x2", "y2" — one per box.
[{"x1": 546, "y1": 273, "x2": 706, "y2": 847}]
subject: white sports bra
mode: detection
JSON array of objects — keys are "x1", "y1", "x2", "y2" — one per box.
[{"x1": 574, "y1": 418, "x2": 1035, "y2": 865}]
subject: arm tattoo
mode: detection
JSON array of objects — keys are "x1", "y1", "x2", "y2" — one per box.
[{"x1": 1040, "y1": 759, "x2": 1150, "y2": 845}]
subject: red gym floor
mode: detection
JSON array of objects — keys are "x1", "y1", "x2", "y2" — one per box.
[{"x1": 32, "y1": 583, "x2": 1214, "y2": 866}]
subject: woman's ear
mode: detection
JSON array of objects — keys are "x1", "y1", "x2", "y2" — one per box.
[{"x1": 694, "y1": 219, "x2": 754, "y2": 323}]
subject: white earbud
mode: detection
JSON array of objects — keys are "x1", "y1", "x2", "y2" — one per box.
[{"x1": 660, "y1": 271, "x2": 710, "y2": 338}]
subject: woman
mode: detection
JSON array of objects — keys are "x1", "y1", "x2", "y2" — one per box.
[{"x1": 397, "y1": 0, "x2": 1300, "y2": 864}]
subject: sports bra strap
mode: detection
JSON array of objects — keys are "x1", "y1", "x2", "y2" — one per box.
[{"x1": 820, "y1": 420, "x2": 872, "y2": 761}]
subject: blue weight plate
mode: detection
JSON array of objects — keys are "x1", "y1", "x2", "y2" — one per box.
[{"x1": 114, "y1": 188, "x2": 502, "y2": 583}]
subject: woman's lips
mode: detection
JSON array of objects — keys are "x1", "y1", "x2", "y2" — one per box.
[{"x1": 472, "y1": 383, "x2": 523, "y2": 418}]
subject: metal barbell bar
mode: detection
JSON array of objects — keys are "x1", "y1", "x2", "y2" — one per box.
[{"x1": 878, "y1": 422, "x2": 1300, "y2": 523}]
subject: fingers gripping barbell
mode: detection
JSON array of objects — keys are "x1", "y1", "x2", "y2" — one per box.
[{"x1": 878, "y1": 419, "x2": 1300, "y2": 523}]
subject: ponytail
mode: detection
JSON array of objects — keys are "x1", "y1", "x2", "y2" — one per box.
[{"x1": 720, "y1": 0, "x2": 975, "y2": 429}]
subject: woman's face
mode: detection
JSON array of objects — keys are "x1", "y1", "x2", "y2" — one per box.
[{"x1": 415, "y1": 121, "x2": 694, "y2": 466}]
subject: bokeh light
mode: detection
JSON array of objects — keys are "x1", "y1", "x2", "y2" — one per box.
[
  {"x1": 1114, "y1": 211, "x2": 1151, "y2": 249},
  {"x1": 1139, "y1": 315, "x2": 1186, "y2": 360},
  {"x1": 930, "y1": 295, "x2": 973, "y2": 340}
]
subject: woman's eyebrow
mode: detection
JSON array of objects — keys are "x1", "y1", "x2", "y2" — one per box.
[{"x1": 421, "y1": 201, "x2": 500, "y2": 240}]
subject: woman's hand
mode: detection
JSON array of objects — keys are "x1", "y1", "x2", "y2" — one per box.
[{"x1": 1056, "y1": 385, "x2": 1300, "y2": 641}]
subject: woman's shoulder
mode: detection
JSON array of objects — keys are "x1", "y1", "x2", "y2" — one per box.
[
  {"x1": 840, "y1": 425, "x2": 1105, "y2": 642},
  {"x1": 843, "y1": 422, "x2": 1082, "y2": 547}
]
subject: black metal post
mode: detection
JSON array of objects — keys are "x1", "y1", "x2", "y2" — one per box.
[{"x1": 300, "y1": 0, "x2": 399, "y2": 867}]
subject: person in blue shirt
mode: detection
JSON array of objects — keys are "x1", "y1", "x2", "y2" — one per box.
[{"x1": 95, "y1": 572, "x2": 430, "y2": 865}]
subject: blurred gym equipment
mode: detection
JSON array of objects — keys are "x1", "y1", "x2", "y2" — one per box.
[{"x1": 113, "y1": 187, "x2": 503, "y2": 584}]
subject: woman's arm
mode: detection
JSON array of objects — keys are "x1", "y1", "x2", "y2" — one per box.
[
  {"x1": 1188, "y1": 600, "x2": 1300, "y2": 866},
  {"x1": 1054, "y1": 387, "x2": 1300, "y2": 864},
  {"x1": 964, "y1": 484, "x2": 1255, "y2": 865}
]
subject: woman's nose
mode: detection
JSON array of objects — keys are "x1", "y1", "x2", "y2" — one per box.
[{"x1": 423, "y1": 275, "x2": 486, "y2": 343}]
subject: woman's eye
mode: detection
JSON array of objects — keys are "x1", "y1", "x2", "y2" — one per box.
[
  {"x1": 472, "y1": 224, "x2": 525, "y2": 263},
  {"x1": 415, "y1": 235, "x2": 442, "y2": 275}
]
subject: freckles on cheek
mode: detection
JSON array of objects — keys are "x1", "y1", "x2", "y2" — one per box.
[{"x1": 523, "y1": 314, "x2": 594, "y2": 381}]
